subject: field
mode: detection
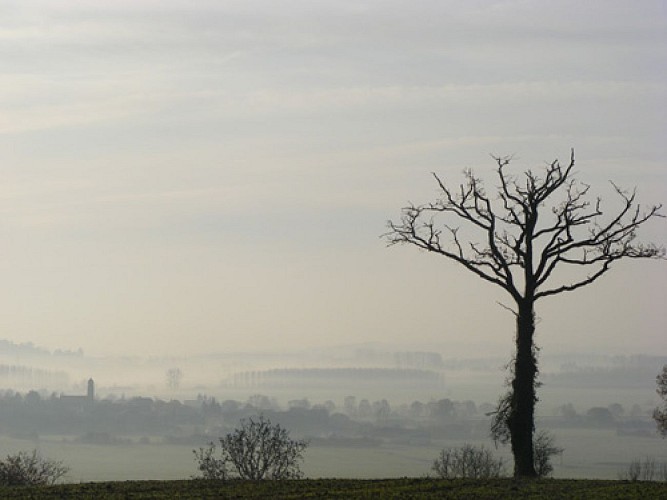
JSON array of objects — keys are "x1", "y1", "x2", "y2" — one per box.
[
  {"x1": 2, "y1": 426, "x2": 664, "y2": 483},
  {"x1": 0, "y1": 478, "x2": 666, "y2": 499}
]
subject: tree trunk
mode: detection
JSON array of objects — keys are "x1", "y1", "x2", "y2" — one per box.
[{"x1": 509, "y1": 299, "x2": 538, "y2": 478}]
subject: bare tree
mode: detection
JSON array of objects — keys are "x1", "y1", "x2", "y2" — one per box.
[
  {"x1": 385, "y1": 150, "x2": 664, "y2": 477},
  {"x1": 653, "y1": 365, "x2": 667, "y2": 437},
  {"x1": 193, "y1": 416, "x2": 308, "y2": 480},
  {"x1": 0, "y1": 450, "x2": 69, "y2": 486}
]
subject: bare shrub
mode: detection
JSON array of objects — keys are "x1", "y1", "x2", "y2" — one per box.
[
  {"x1": 193, "y1": 416, "x2": 308, "y2": 480},
  {"x1": 627, "y1": 459, "x2": 642, "y2": 481},
  {"x1": 490, "y1": 398, "x2": 563, "y2": 479},
  {"x1": 533, "y1": 430, "x2": 563, "y2": 478},
  {"x1": 193, "y1": 442, "x2": 229, "y2": 480},
  {"x1": 432, "y1": 444, "x2": 506, "y2": 479},
  {"x1": 0, "y1": 450, "x2": 69, "y2": 486},
  {"x1": 642, "y1": 456, "x2": 656, "y2": 481},
  {"x1": 619, "y1": 457, "x2": 666, "y2": 482},
  {"x1": 654, "y1": 365, "x2": 667, "y2": 437}
]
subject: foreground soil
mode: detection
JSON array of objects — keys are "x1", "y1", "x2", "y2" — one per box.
[{"x1": 0, "y1": 478, "x2": 666, "y2": 499}]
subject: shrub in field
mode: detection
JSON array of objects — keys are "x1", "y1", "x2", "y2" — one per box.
[
  {"x1": 193, "y1": 442, "x2": 229, "y2": 480},
  {"x1": 0, "y1": 450, "x2": 69, "y2": 486},
  {"x1": 654, "y1": 364, "x2": 667, "y2": 437},
  {"x1": 619, "y1": 457, "x2": 667, "y2": 482},
  {"x1": 533, "y1": 430, "x2": 564, "y2": 478},
  {"x1": 431, "y1": 444, "x2": 506, "y2": 479},
  {"x1": 193, "y1": 415, "x2": 308, "y2": 480}
]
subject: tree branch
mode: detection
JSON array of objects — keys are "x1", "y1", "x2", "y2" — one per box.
[{"x1": 385, "y1": 150, "x2": 664, "y2": 306}]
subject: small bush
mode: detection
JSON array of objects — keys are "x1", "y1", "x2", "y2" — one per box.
[
  {"x1": 431, "y1": 444, "x2": 505, "y2": 479},
  {"x1": 0, "y1": 450, "x2": 69, "y2": 486},
  {"x1": 194, "y1": 415, "x2": 308, "y2": 480},
  {"x1": 619, "y1": 457, "x2": 667, "y2": 482},
  {"x1": 533, "y1": 430, "x2": 563, "y2": 478},
  {"x1": 193, "y1": 442, "x2": 229, "y2": 480},
  {"x1": 653, "y1": 365, "x2": 667, "y2": 437}
]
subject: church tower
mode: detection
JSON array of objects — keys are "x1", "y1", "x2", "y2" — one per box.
[{"x1": 87, "y1": 378, "x2": 95, "y2": 402}]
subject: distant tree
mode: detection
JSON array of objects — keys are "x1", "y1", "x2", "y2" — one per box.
[
  {"x1": 0, "y1": 450, "x2": 69, "y2": 486},
  {"x1": 373, "y1": 399, "x2": 391, "y2": 420},
  {"x1": 221, "y1": 399, "x2": 241, "y2": 413},
  {"x1": 246, "y1": 394, "x2": 277, "y2": 411},
  {"x1": 288, "y1": 398, "x2": 311, "y2": 410},
  {"x1": 358, "y1": 399, "x2": 372, "y2": 418},
  {"x1": 166, "y1": 368, "x2": 183, "y2": 390},
  {"x1": 24, "y1": 390, "x2": 41, "y2": 406},
  {"x1": 322, "y1": 400, "x2": 336, "y2": 413},
  {"x1": 202, "y1": 397, "x2": 221, "y2": 416},
  {"x1": 343, "y1": 396, "x2": 357, "y2": 415},
  {"x1": 653, "y1": 364, "x2": 667, "y2": 437},
  {"x1": 587, "y1": 407, "x2": 615, "y2": 425},
  {"x1": 386, "y1": 151, "x2": 664, "y2": 477},
  {"x1": 193, "y1": 416, "x2": 308, "y2": 480},
  {"x1": 608, "y1": 403, "x2": 625, "y2": 418},
  {"x1": 556, "y1": 403, "x2": 577, "y2": 420},
  {"x1": 428, "y1": 398, "x2": 455, "y2": 421},
  {"x1": 410, "y1": 400, "x2": 425, "y2": 418}
]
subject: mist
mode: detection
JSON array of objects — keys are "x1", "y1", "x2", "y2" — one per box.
[
  {"x1": 0, "y1": 0, "x2": 665, "y2": 483},
  {"x1": 0, "y1": 338, "x2": 665, "y2": 480}
]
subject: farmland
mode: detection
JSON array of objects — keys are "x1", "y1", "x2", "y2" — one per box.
[
  {"x1": 1, "y1": 478, "x2": 666, "y2": 499},
  {"x1": 2, "y1": 426, "x2": 663, "y2": 483}
]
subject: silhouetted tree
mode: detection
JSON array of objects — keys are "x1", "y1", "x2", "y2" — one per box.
[
  {"x1": 193, "y1": 416, "x2": 308, "y2": 480},
  {"x1": 654, "y1": 364, "x2": 667, "y2": 437},
  {"x1": 386, "y1": 150, "x2": 663, "y2": 477}
]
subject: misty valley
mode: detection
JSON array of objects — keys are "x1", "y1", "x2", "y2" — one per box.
[{"x1": 0, "y1": 339, "x2": 665, "y2": 482}]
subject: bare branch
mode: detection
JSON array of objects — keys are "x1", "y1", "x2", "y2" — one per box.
[
  {"x1": 497, "y1": 301, "x2": 518, "y2": 317},
  {"x1": 385, "y1": 150, "x2": 664, "y2": 305},
  {"x1": 536, "y1": 259, "x2": 615, "y2": 299},
  {"x1": 385, "y1": 209, "x2": 519, "y2": 297}
]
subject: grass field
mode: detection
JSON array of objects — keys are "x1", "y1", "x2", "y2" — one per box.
[
  {"x1": 6, "y1": 428, "x2": 663, "y2": 482},
  {"x1": 1, "y1": 478, "x2": 666, "y2": 499}
]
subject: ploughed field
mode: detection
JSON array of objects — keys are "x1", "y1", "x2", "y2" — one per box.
[{"x1": 0, "y1": 478, "x2": 666, "y2": 499}]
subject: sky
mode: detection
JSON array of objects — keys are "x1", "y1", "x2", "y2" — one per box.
[{"x1": 0, "y1": 0, "x2": 665, "y2": 358}]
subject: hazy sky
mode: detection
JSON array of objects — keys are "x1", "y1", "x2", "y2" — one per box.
[{"x1": 1, "y1": 0, "x2": 665, "y2": 357}]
